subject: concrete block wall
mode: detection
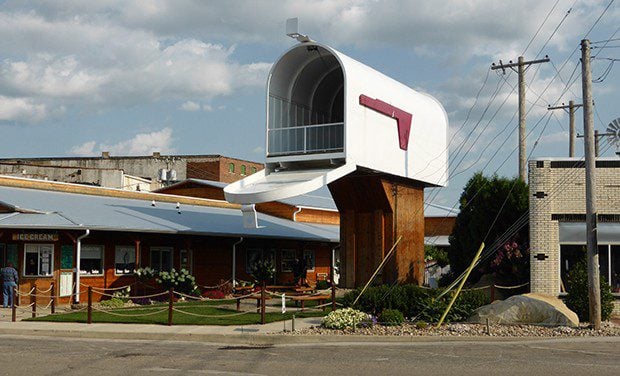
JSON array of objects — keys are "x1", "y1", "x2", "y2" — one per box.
[{"x1": 529, "y1": 159, "x2": 620, "y2": 299}]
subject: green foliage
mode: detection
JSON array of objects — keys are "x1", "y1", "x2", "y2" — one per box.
[
  {"x1": 155, "y1": 268, "x2": 200, "y2": 295},
  {"x1": 448, "y1": 173, "x2": 529, "y2": 280},
  {"x1": 316, "y1": 280, "x2": 330, "y2": 290},
  {"x1": 424, "y1": 245, "x2": 450, "y2": 267},
  {"x1": 342, "y1": 284, "x2": 490, "y2": 323},
  {"x1": 378, "y1": 309, "x2": 404, "y2": 326},
  {"x1": 415, "y1": 320, "x2": 428, "y2": 329},
  {"x1": 489, "y1": 241, "x2": 529, "y2": 285},
  {"x1": 99, "y1": 297, "x2": 126, "y2": 308},
  {"x1": 565, "y1": 261, "x2": 614, "y2": 322},
  {"x1": 250, "y1": 259, "x2": 276, "y2": 283},
  {"x1": 321, "y1": 308, "x2": 369, "y2": 329}
]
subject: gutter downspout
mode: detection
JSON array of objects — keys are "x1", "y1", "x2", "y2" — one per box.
[
  {"x1": 75, "y1": 229, "x2": 90, "y2": 304},
  {"x1": 232, "y1": 237, "x2": 244, "y2": 287},
  {"x1": 293, "y1": 206, "x2": 302, "y2": 222}
]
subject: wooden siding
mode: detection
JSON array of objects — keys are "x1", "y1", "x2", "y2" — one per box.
[{"x1": 329, "y1": 174, "x2": 425, "y2": 288}]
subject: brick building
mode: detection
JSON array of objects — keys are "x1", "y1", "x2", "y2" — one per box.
[
  {"x1": 529, "y1": 158, "x2": 620, "y2": 313},
  {"x1": 0, "y1": 154, "x2": 263, "y2": 190}
]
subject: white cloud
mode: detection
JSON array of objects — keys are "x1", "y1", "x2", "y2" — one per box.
[
  {"x1": 180, "y1": 101, "x2": 200, "y2": 111},
  {"x1": 69, "y1": 128, "x2": 175, "y2": 156},
  {"x1": 252, "y1": 146, "x2": 264, "y2": 154},
  {"x1": 0, "y1": 95, "x2": 47, "y2": 122}
]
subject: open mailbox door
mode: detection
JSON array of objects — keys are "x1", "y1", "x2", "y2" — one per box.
[{"x1": 225, "y1": 41, "x2": 448, "y2": 205}]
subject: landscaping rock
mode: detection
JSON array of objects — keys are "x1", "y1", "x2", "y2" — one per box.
[{"x1": 467, "y1": 293, "x2": 579, "y2": 327}]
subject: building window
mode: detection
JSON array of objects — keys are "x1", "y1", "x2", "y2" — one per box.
[
  {"x1": 24, "y1": 244, "x2": 54, "y2": 277},
  {"x1": 180, "y1": 249, "x2": 192, "y2": 274},
  {"x1": 115, "y1": 246, "x2": 136, "y2": 275},
  {"x1": 303, "y1": 250, "x2": 315, "y2": 272},
  {"x1": 251, "y1": 166, "x2": 257, "y2": 174},
  {"x1": 560, "y1": 244, "x2": 620, "y2": 294},
  {"x1": 80, "y1": 245, "x2": 103, "y2": 276},
  {"x1": 241, "y1": 165, "x2": 246, "y2": 175},
  {"x1": 281, "y1": 249, "x2": 296, "y2": 272},
  {"x1": 150, "y1": 247, "x2": 172, "y2": 272},
  {"x1": 228, "y1": 163, "x2": 235, "y2": 173},
  {"x1": 245, "y1": 248, "x2": 275, "y2": 275}
]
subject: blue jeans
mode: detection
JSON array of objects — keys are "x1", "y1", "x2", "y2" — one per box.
[{"x1": 3, "y1": 282, "x2": 17, "y2": 308}]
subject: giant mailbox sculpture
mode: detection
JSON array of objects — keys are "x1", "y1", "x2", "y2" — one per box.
[{"x1": 225, "y1": 41, "x2": 448, "y2": 287}]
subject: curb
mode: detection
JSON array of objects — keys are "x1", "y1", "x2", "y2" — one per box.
[{"x1": 1, "y1": 325, "x2": 619, "y2": 345}]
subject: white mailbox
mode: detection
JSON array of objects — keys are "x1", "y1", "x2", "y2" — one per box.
[{"x1": 225, "y1": 41, "x2": 448, "y2": 204}]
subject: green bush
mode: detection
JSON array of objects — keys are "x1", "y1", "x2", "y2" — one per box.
[
  {"x1": 565, "y1": 261, "x2": 614, "y2": 322},
  {"x1": 156, "y1": 268, "x2": 200, "y2": 296},
  {"x1": 316, "y1": 280, "x2": 330, "y2": 290},
  {"x1": 342, "y1": 284, "x2": 490, "y2": 323},
  {"x1": 321, "y1": 308, "x2": 369, "y2": 330},
  {"x1": 378, "y1": 309, "x2": 404, "y2": 326},
  {"x1": 99, "y1": 297, "x2": 126, "y2": 308}
]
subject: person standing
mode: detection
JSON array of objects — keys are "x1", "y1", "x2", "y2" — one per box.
[{"x1": 1, "y1": 262, "x2": 18, "y2": 308}]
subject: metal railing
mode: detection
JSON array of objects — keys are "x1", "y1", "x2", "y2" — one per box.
[{"x1": 267, "y1": 95, "x2": 344, "y2": 156}]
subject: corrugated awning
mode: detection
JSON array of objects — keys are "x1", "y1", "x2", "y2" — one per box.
[{"x1": 559, "y1": 222, "x2": 620, "y2": 243}]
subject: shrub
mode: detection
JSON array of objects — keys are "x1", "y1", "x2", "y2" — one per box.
[
  {"x1": 135, "y1": 267, "x2": 156, "y2": 281},
  {"x1": 415, "y1": 320, "x2": 428, "y2": 329},
  {"x1": 217, "y1": 279, "x2": 233, "y2": 296},
  {"x1": 156, "y1": 268, "x2": 200, "y2": 296},
  {"x1": 321, "y1": 308, "x2": 369, "y2": 330},
  {"x1": 99, "y1": 298, "x2": 125, "y2": 308},
  {"x1": 378, "y1": 309, "x2": 404, "y2": 326},
  {"x1": 250, "y1": 259, "x2": 276, "y2": 283},
  {"x1": 202, "y1": 290, "x2": 226, "y2": 300},
  {"x1": 316, "y1": 280, "x2": 330, "y2": 290},
  {"x1": 565, "y1": 261, "x2": 614, "y2": 322},
  {"x1": 342, "y1": 284, "x2": 490, "y2": 323}
]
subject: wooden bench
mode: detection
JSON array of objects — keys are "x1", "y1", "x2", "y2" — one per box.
[
  {"x1": 234, "y1": 294, "x2": 271, "y2": 312},
  {"x1": 290, "y1": 294, "x2": 331, "y2": 312}
]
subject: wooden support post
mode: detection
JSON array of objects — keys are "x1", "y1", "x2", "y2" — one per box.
[
  {"x1": 490, "y1": 285, "x2": 495, "y2": 302},
  {"x1": 31, "y1": 283, "x2": 36, "y2": 319},
  {"x1": 331, "y1": 247, "x2": 337, "y2": 312},
  {"x1": 87, "y1": 286, "x2": 92, "y2": 324},
  {"x1": 260, "y1": 281, "x2": 266, "y2": 325},
  {"x1": 168, "y1": 288, "x2": 174, "y2": 326},
  {"x1": 50, "y1": 282, "x2": 56, "y2": 314},
  {"x1": 11, "y1": 286, "x2": 16, "y2": 322}
]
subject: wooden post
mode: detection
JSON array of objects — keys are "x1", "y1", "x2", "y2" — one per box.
[
  {"x1": 50, "y1": 282, "x2": 56, "y2": 314},
  {"x1": 87, "y1": 286, "x2": 92, "y2": 324},
  {"x1": 11, "y1": 286, "x2": 16, "y2": 322},
  {"x1": 490, "y1": 285, "x2": 495, "y2": 302},
  {"x1": 581, "y1": 38, "x2": 601, "y2": 329},
  {"x1": 331, "y1": 247, "x2": 337, "y2": 311},
  {"x1": 260, "y1": 281, "x2": 266, "y2": 325},
  {"x1": 167, "y1": 288, "x2": 174, "y2": 326},
  {"x1": 31, "y1": 283, "x2": 37, "y2": 319}
]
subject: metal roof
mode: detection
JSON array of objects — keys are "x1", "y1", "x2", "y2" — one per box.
[
  {"x1": 175, "y1": 179, "x2": 338, "y2": 210},
  {"x1": 0, "y1": 186, "x2": 339, "y2": 242}
]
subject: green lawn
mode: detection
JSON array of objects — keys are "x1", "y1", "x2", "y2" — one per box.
[{"x1": 28, "y1": 300, "x2": 331, "y2": 326}]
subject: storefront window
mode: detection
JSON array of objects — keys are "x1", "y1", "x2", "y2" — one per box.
[
  {"x1": 180, "y1": 249, "x2": 192, "y2": 273},
  {"x1": 303, "y1": 250, "x2": 315, "y2": 271},
  {"x1": 611, "y1": 245, "x2": 620, "y2": 294},
  {"x1": 150, "y1": 247, "x2": 172, "y2": 272},
  {"x1": 24, "y1": 244, "x2": 54, "y2": 277},
  {"x1": 561, "y1": 244, "x2": 620, "y2": 294},
  {"x1": 80, "y1": 245, "x2": 103, "y2": 275},
  {"x1": 280, "y1": 249, "x2": 296, "y2": 272},
  {"x1": 115, "y1": 246, "x2": 136, "y2": 275},
  {"x1": 245, "y1": 248, "x2": 275, "y2": 275}
]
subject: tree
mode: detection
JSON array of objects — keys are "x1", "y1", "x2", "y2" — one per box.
[{"x1": 447, "y1": 173, "x2": 529, "y2": 281}]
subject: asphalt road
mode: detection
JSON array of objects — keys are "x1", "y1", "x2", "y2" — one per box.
[{"x1": 0, "y1": 335, "x2": 617, "y2": 376}]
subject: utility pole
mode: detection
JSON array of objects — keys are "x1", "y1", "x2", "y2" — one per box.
[
  {"x1": 581, "y1": 39, "x2": 601, "y2": 329},
  {"x1": 548, "y1": 100, "x2": 583, "y2": 157},
  {"x1": 492, "y1": 56, "x2": 550, "y2": 182}
]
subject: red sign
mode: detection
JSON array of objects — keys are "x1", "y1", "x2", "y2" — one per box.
[{"x1": 359, "y1": 94, "x2": 412, "y2": 151}]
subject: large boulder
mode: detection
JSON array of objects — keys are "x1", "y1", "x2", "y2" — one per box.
[{"x1": 468, "y1": 293, "x2": 579, "y2": 327}]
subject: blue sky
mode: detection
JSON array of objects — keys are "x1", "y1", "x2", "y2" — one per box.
[{"x1": 1, "y1": 0, "x2": 619, "y2": 207}]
